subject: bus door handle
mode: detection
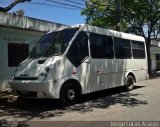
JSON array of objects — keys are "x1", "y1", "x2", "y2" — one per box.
[{"x1": 84, "y1": 61, "x2": 90, "y2": 64}]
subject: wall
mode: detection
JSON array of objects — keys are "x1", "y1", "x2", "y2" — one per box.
[
  {"x1": 0, "y1": 12, "x2": 64, "y2": 33},
  {"x1": 0, "y1": 27, "x2": 45, "y2": 90},
  {"x1": 151, "y1": 53, "x2": 157, "y2": 71},
  {"x1": 150, "y1": 40, "x2": 160, "y2": 72}
]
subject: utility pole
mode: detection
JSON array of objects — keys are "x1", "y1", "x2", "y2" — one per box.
[{"x1": 115, "y1": 0, "x2": 121, "y2": 31}]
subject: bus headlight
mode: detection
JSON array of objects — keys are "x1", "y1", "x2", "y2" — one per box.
[
  {"x1": 40, "y1": 66, "x2": 50, "y2": 78},
  {"x1": 40, "y1": 73, "x2": 45, "y2": 77}
]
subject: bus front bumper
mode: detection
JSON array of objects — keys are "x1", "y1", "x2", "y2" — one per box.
[{"x1": 8, "y1": 80, "x2": 59, "y2": 99}]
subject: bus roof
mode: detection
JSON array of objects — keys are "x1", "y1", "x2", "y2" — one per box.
[
  {"x1": 49, "y1": 24, "x2": 145, "y2": 42},
  {"x1": 80, "y1": 24, "x2": 145, "y2": 42}
]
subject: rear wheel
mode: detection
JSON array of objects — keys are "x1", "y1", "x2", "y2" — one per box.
[
  {"x1": 60, "y1": 83, "x2": 80, "y2": 106},
  {"x1": 125, "y1": 75, "x2": 135, "y2": 91}
]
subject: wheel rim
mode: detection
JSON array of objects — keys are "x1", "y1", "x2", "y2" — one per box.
[{"x1": 67, "y1": 89, "x2": 75, "y2": 100}]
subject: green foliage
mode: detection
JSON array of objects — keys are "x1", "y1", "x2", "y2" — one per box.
[
  {"x1": 81, "y1": 0, "x2": 116, "y2": 29},
  {"x1": 122, "y1": 0, "x2": 160, "y2": 37},
  {"x1": 81, "y1": 0, "x2": 160, "y2": 39}
]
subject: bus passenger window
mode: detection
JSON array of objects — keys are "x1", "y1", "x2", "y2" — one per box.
[
  {"x1": 132, "y1": 41, "x2": 145, "y2": 59},
  {"x1": 114, "y1": 38, "x2": 131, "y2": 59},
  {"x1": 66, "y1": 32, "x2": 88, "y2": 67},
  {"x1": 89, "y1": 33, "x2": 114, "y2": 59}
]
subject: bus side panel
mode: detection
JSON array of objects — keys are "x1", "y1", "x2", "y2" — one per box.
[
  {"x1": 89, "y1": 59, "x2": 126, "y2": 92},
  {"x1": 126, "y1": 59, "x2": 148, "y2": 81}
]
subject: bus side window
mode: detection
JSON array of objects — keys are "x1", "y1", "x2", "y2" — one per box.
[
  {"x1": 89, "y1": 33, "x2": 114, "y2": 59},
  {"x1": 66, "y1": 32, "x2": 88, "y2": 67},
  {"x1": 132, "y1": 41, "x2": 145, "y2": 59},
  {"x1": 114, "y1": 38, "x2": 131, "y2": 59}
]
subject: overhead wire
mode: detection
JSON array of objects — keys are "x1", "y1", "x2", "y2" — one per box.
[
  {"x1": 29, "y1": 2, "x2": 82, "y2": 10},
  {"x1": 0, "y1": 0, "x2": 85, "y2": 10},
  {"x1": 61, "y1": 0, "x2": 85, "y2": 5},
  {"x1": 0, "y1": 0, "x2": 119, "y2": 10},
  {"x1": 44, "y1": 0, "x2": 84, "y2": 9}
]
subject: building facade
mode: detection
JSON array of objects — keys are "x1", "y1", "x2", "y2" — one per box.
[
  {"x1": 150, "y1": 39, "x2": 160, "y2": 71},
  {"x1": 0, "y1": 12, "x2": 65, "y2": 90}
]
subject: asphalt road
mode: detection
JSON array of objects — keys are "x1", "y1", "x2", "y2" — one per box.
[{"x1": 0, "y1": 77, "x2": 160, "y2": 126}]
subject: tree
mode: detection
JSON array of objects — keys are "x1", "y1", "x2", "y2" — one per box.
[
  {"x1": 81, "y1": 0, "x2": 127, "y2": 31},
  {"x1": 82, "y1": 0, "x2": 117, "y2": 29},
  {"x1": 82, "y1": 0, "x2": 160, "y2": 75},
  {"x1": 0, "y1": 0, "x2": 31, "y2": 12}
]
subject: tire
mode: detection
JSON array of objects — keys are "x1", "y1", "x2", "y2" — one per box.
[
  {"x1": 125, "y1": 75, "x2": 135, "y2": 91},
  {"x1": 60, "y1": 83, "x2": 80, "y2": 106}
]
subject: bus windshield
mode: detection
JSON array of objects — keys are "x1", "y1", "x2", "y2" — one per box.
[{"x1": 29, "y1": 28, "x2": 78, "y2": 57}]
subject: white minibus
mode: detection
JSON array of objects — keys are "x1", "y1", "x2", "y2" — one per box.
[{"x1": 9, "y1": 24, "x2": 148, "y2": 105}]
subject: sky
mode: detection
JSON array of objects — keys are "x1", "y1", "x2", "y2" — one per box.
[{"x1": 0, "y1": 0, "x2": 86, "y2": 26}]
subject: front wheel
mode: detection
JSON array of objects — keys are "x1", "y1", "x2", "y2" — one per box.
[
  {"x1": 60, "y1": 83, "x2": 79, "y2": 106},
  {"x1": 124, "y1": 75, "x2": 135, "y2": 91}
]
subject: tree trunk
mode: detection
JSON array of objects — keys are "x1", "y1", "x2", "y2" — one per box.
[
  {"x1": 146, "y1": 39, "x2": 152, "y2": 76},
  {"x1": 0, "y1": 0, "x2": 31, "y2": 12}
]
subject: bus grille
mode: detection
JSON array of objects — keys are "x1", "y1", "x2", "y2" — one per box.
[
  {"x1": 17, "y1": 91, "x2": 37, "y2": 97},
  {"x1": 14, "y1": 77, "x2": 38, "y2": 80}
]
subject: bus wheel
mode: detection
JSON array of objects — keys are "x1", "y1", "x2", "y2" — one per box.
[
  {"x1": 125, "y1": 75, "x2": 135, "y2": 91},
  {"x1": 60, "y1": 83, "x2": 79, "y2": 106}
]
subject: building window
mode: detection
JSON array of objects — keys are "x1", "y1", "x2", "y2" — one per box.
[
  {"x1": 89, "y1": 33, "x2": 114, "y2": 59},
  {"x1": 8, "y1": 43, "x2": 29, "y2": 67}
]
